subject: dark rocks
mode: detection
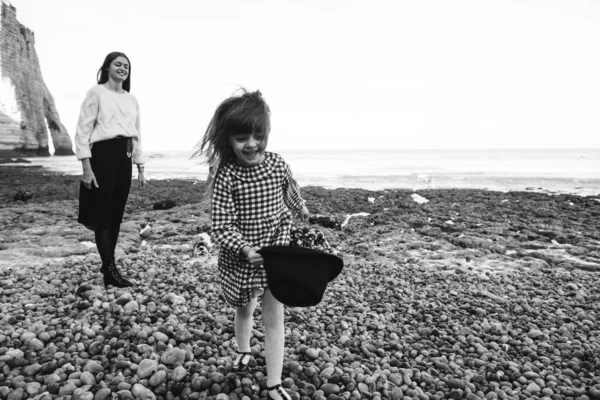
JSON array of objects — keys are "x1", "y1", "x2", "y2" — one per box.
[
  {"x1": 152, "y1": 199, "x2": 177, "y2": 210},
  {"x1": 308, "y1": 214, "x2": 344, "y2": 230},
  {"x1": 13, "y1": 190, "x2": 33, "y2": 201}
]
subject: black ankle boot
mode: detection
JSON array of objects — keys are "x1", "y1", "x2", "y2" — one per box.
[
  {"x1": 102, "y1": 262, "x2": 133, "y2": 288},
  {"x1": 102, "y1": 262, "x2": 120, "y2": 287}
]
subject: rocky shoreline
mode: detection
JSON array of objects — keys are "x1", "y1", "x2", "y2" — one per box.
[{"x1": 1, "y1": 165, "x2": 599, "y2": 400}]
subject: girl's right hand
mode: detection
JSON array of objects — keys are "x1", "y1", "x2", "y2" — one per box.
[
  {"x1": 81, "y1": 170, "x2": 99, "y2": 190},
  {"x1": 242, "y1": 246, "x2": 264, "y2": 266}
]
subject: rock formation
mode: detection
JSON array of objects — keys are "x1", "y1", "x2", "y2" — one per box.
[{"x1": 0, "y1": 1, "x2": 73, "y2": 156}]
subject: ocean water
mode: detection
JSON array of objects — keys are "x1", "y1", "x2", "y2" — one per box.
[{"x1": 7, "y1": 148, "x2": 600, "y2": 196}]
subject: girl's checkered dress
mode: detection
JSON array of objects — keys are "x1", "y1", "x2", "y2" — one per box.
[{"x1": 211, "y1": 152, "x2": 304, "y2": 307}]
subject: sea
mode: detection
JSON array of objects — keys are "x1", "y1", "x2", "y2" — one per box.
[{"x1": 8, "y1": 148, "x2": 600, "y2": 196}]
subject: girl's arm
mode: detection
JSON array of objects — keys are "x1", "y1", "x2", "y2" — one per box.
[
  {"x1": 283, "y1": 162, "x2": 309, "y2": 220},
  {"x1": 211, "y1": 170, "x2": 250, "y2": 255}
]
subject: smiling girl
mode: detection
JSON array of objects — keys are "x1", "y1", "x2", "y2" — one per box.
[{"x1": 193, "y1": 89, "x2": 308, "y2": 400}]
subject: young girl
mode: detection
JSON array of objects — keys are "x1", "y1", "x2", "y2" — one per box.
[{"x1": 194, "y1": 89, "x2": 308, "y2": 400}]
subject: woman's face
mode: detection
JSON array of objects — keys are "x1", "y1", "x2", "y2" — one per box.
[{"x1": 106, "y1": 56, "x2": 129, "y2": 83}]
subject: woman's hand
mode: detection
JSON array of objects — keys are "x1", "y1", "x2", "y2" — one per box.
[
  {"x1": 241, "y1": 246, "x2": 264, "y2": 266},
  {"x1": 81, "y1": 158, "x2": 98, "y2": 189},
  {"x1": 81, "y1": 169, "x2": 98, "y2": 190},
  {"x1": 298, "y1": 205, "x2": 310, "y2": 221},
  {"x1": 138, "y1": 171, "x2": 147, "y2": 189}
]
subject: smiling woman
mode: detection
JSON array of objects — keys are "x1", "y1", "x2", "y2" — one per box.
[
  {"x1": 104, "y1": 57, "x2": 130, "y2": 92},
  {"x1": 74, "y1": 51, "x2": 147, "y2": 289}
]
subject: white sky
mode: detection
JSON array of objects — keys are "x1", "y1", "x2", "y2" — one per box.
[{"x1": 9, "y1": 0, "x2": 600, "y2": 151}]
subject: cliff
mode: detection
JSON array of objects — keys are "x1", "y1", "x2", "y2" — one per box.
[{"x1": 0, "y1": 1, "x2": 73, "y2": 156}]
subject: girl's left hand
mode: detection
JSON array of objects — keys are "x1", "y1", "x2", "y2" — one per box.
[
  {"x1": 138, "y1": 172, "x2": 147, "y2": 189},
  {"x1": 298, "y1": 205, "x2": 309, "y2": 221}
]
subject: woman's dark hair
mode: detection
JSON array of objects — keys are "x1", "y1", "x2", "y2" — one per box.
[
  {"x1": 97, "y1": 51, "x2": 131, "y2": 92},
  {"x1": 193, "y1": 88, "x2": 271, "y2": 185}
]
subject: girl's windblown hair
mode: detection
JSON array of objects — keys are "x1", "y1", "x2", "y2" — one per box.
[{"x1": 193, "y1": 89, "x2": 271, "y2": 187}]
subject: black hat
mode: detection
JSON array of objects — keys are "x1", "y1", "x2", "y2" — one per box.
[{"x1": 258, "y1": 246, "x2": 343, "y2": 307}]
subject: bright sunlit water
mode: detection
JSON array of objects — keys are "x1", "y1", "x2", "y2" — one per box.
[{"x1": 7, "y1": 148, "x2": 600, "y2": 196}]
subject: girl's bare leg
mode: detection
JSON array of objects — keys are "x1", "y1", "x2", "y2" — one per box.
[
  {"x1": 262, "y1": 289, "x2": 285, "y2": 388},
  {"x1": 235, "y1": 297, "x2": 258, "y2": 352}
]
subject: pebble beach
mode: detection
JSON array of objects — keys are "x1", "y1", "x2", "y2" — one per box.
[{"x1": 1, "y1": 165, "x2": 599, "y2": 400}]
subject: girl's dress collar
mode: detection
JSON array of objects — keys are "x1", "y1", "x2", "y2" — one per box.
[{"x1": 228, "y1": 152, "x2": 275, "y2": 182}]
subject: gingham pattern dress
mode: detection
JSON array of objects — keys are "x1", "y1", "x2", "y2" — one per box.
[{"x1": 211, "y1": 152, "x2": 304, "y2": 307}]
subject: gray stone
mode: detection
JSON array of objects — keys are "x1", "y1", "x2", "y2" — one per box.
[
  {"x1": 137, "y1": 359, "x2": 158, "y2": 378},
  {"x1": 149, "y1": 370, "x2": 167, "y2": 386},
  {"x1": 160, "y1": 348, "x2": 186, "y2": 366}
]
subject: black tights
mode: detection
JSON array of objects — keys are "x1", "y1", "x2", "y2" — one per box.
[{"x1": 95, "y1": 225, "x2": 121, "y2": 265}]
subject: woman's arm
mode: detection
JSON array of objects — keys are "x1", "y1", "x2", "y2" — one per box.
[
  {"x1": 75, "y1": 89, "x2": 99, "y2": 188},
  {"x1": 133, "y1": 97, "x2": 146, "y2": 189},
  {"x1": 74, "y1": 89, "x2": 99, "y2": 161}
]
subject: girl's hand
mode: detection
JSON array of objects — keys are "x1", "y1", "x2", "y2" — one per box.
[
  {"x1": 298, "y1": 205, "x2": 309, "y2": 221},
  {"x1": 138, "y1": 171, "x2": 147, "y2": 189},
  {"x1": 242, "y1": 246, "x2": 264, "y2": 266},
  {"x1": 81, "y1": 170, "x2": 99, "y2": 190}
]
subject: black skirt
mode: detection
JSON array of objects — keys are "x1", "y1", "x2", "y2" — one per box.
[{"x1": 78, "y1": 137, "x2": 132, "y2": 231}]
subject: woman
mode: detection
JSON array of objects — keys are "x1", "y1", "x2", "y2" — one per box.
[{"x1": 75, "y1": 51, "x2": 146, "y2": 288}]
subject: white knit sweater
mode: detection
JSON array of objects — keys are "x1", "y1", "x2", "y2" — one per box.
[{"x1": 74, "y1": 84, "x2": 145, "y2": 164}]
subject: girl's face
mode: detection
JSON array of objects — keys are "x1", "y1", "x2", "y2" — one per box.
[
  {"x1": 106, "y1": 56, "x2": 129, "y2": 83},
  {"x1": 229, "y1": 132, "x2": 266, "y2": 166}
]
